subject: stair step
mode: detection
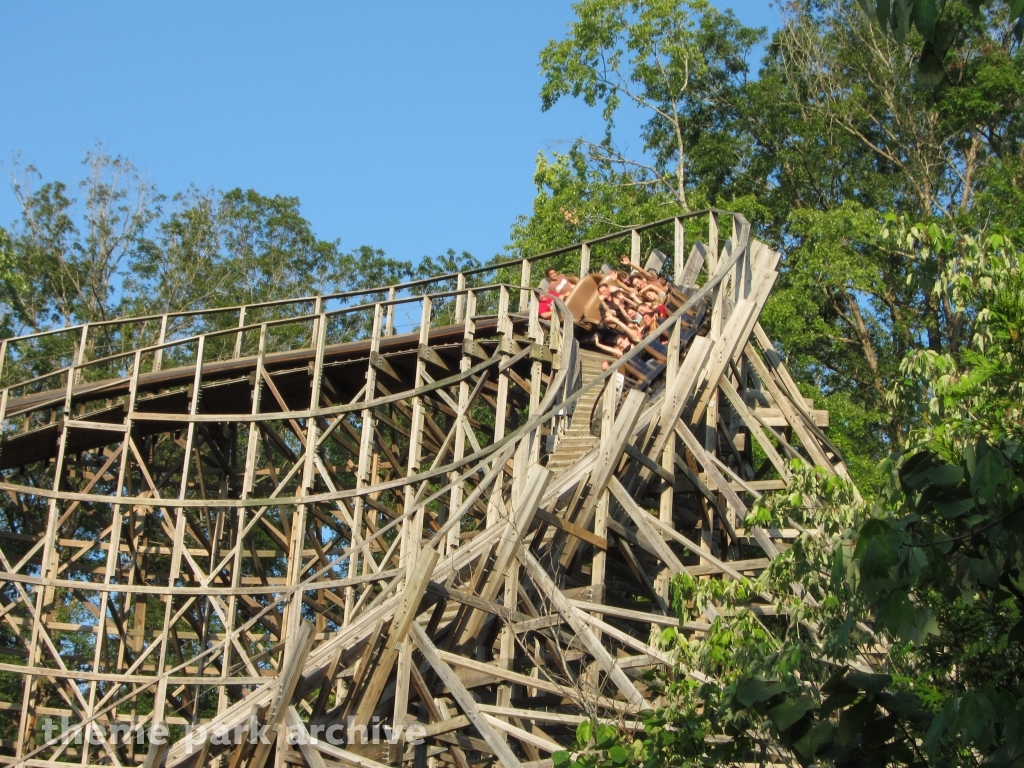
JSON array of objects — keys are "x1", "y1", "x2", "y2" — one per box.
[
  {"x1": 548, "y1": 442, "x2": 598, "y2": 457},
  {"x1": 549, "y1": 452, "x2": 591, "y2": 460},
  {"x1": 545, "y1": 350, "x2": 613, "y2": 474},
  {"x1": 553, "y1": 433, "x2": 597, "y2": 443},
  {"x1": 549, "y1": 457, "x2": 589, "y2": 467}
]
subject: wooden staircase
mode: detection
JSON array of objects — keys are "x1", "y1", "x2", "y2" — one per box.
[{"x1": 545, "y1": 348, "x2": 613, "y2": 475}]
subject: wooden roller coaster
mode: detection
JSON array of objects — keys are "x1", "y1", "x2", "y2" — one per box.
[{"x1": 0, "y1": 210, "x2": 850, "y2": 768}]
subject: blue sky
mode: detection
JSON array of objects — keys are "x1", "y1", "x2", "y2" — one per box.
[{"x1": 0, "y1": 2, "x2": 781, "y2": 266}]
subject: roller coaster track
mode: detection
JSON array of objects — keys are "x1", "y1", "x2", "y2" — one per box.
[{"x1": 0, "y1": 210, "x2": 850, "y2": 768}]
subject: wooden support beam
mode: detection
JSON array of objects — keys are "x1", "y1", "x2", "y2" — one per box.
[
  {"x1": 455, "y1": 465, "x2": 550, "y2": 646},
  {"x1": 520, "y1": 549, "x2": 647, "y2": 711},
  {"x1": 744, "y1": 344, "x2": 835, "y2": 471},
  {"x1": 672, "y1": 423, "x2": 743, "y2": 544},
  {"x1": 608, "y1": 477, "x2": 687, "y2": 574},
  {"x1": 248, "y1": 620, "x2": 316, "y2": 768},
  {"x1": 285, "y1": 706, "x2": 329, "y2": 768},
  {"x1": 718, "y1": 377, "x2": 789, "y2": 480},
  {"x1": 308, "y1": 739, "x2": 393, "y2": 768},
  {"x1": 484, "y1": 713, "x2": 564, "y2": 753},
  {"x1": 535, "y1": 509, "x2": 607, "y2": 550},
  {"x1": 409, "y1": 662, "x2": 471, "y2": 768},
  {"x1": 142, "y1": 731, "x2": 169, "y2": 768},
  {"x1": 353, "y1": 545, "x2": 440, "y2": 728},
  {"x1": 410, "y1": 622, "x2": 524, "y2": 768},
  {"x1": 557, "y1": 389, "x2": 646, "y2": 570},
  {"x1": 427, "y1": 581, "x2": 527, "y2": 624},
  {"x1": 610, "y1": 533, "x2": 669, "y2": 614}
]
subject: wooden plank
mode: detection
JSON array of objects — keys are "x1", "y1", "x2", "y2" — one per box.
[
  {"x1": 645, "y1": 511, "x2": 745, "y2": 582},
  {"x1": 430, "y1": 730, "x2": 494, "y2": 753},
  {"x1": 643, "y1": 336, "x2": 713, "y2": 471},
  {"x1": 142, "y1": 732, "x2": 169, "y2": 768},
  {"x1": 688, "y1": 297, "x2": 757, "y2": 428},
  {"x1": 570, "y1": 612, "x2": 673, "y2": 667},
  {"x1": 409, "y1": 663, "x2": 471, "y2": 768},
  {"x1": 718, "y1": 378, "x2": 789, "y2": 479},
  {"x1": 752, "y1": 322, "x2": 855, "y2": 486},
  {"x1": 520, "y1": 549, "x2": 647, "y2": 710},
  {"x1": 611, "y1": 533, "x2": 669, "y2": 614},
  {"x1": 224, "y1": 706, "x2": 261, "y2": 768},
  {"x1": 478, "y1": 465, "x2": 551, "y2": 604},
  {"x1": 285, "y1": 706, "x2": 329, "y2": 768},
  {"x1": 248, "y1": 620, "x2": 316, "y2": 768},
  {"x1": 557, "y1": 389, "x2": 646, "y2": 569},
  {"x1": 608, "y1": 477, "x2": 687, "y2": 574},
  {"x1": 353, "y1": 545, "x2": 440, "y2": 727},
  {"x1": 434, "y1": 648, "x2": 630, "y2": 713},
  {"x1": 410, "y1": 622, "x2": 523, "y2": 768},
  {"x1": 420, "y1": 714, "x2": 471, "y2": 738},
  {"x1": 748, "y1": 407, "x2": 829, "y2": 428},
  {"x1": 743, "y1": 344, "x2": 834, "y2": 470},
  {"x1": 678, "y1": 242, "x2": 705, "y2": 287},
  {"x1": 426, "y1": 581, "x2": 527, "y2": 624},
  {"x1": 590, "y1": 377, "x2": 616, "y2": 623},
  {"x1": 483, "y1": 713, "x2": 564, "y2": 753},
  {"x1": 309, "y1": 740, "x2": 393, "y2": 768},
  {"x1": 455, "y1": 465, "x2": 550, "y2": 646},
  {"x1": 535, "y1": 508, "x2": 606, "y2": 550},
  {"x1": 673, "y1": 422, "x2": 743, "y2": 543},
  {"x1": 624, "y1": 443, "x2": 673, "y2": 482},
  {"x1": 512, "y1": 614, "x2": 563, "y2": 633},
  {"x1": 567, "y1": 600, "x2": 682, "y2": 627},
  {"x1": 478, "y1": 704, "x2": 643, "y2": 731}
]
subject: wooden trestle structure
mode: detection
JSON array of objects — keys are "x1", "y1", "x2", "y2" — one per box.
[{"x1": 0, "y1": 210, "x2": 849, "y2": 768}]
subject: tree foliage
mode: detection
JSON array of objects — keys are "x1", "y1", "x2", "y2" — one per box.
[
  {"x1": 893, "y1": 225, "x2": 1024, "y2": 448},
  {"x1": 0, "y1": 149, "x2": 478, "y2": 339},
  {"x1": 519, "y1": 0, "x2": 1024, "y2": 490},
  {"x1": 537, "y1": 0, "x2": 764, "y2": 212},
  {"x1": 555, "y1": 228, "x2": 1024, "y2": 766},
  {"x1": 858, "y1": 0, "x2": 1024, "y2": 85},
  {"x1": 2, "y1": 150, "x2": 159, "y2": 331}
]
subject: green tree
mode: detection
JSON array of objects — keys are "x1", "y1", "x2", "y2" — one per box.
[
  {"x1": 555, "y1": 226, "x2": 1024, "y2": 767},
  {"x1": 3, "y1": 148, "x2": 160, "y2": 333},
  {"x1": 751, "y1": 0, "x2": 1024, "y2": 483},
  {"x1": 519, "y1": 0, "x2": 1024, "y2": 490},
  {"x1": 1, "y1": 150, "x2": 436, "y2": 334},
  {"x1": 0, "y1": 227, "x2": 21, "y2": 336},
  {"x1": 859, "y1": 0, "x2": 1024, "y2": 85},
  {"x1": 125, "y1": 187, "x2": 349, "y2": 316},
  {"x1": 1, "y1": 151, "x2": 453, "y2": 373},
  {"x1": 536, "y1": 0, "x2": 765, "y2": 212},
  {"x1": 124, "y1": 186, "x2": 230, "y2": 317},
  {"x1": 508, "y1": 146, "x2": 678, "y2": 267}
]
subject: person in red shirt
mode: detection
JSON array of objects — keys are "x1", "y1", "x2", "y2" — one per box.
[{"x1": 537, "y1": 286, "x2": 558, "y2": 320}]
